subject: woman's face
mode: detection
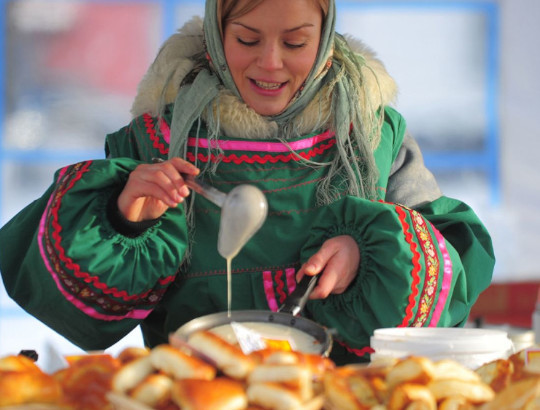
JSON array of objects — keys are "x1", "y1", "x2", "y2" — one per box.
[{"x1": 223, "y1": 0, "x2": 323, "y2": 116}]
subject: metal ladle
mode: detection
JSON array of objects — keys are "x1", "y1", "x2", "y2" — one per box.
[{"x1": 152, "y1": 158, "x2": 268, "y2": 258}]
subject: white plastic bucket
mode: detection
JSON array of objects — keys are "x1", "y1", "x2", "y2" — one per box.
[{"x1": 370, "y1": 327, "x2": 514, "y2": 369}]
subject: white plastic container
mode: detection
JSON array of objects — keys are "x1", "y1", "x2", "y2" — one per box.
[{"x1": 370, "y1": 327, "x2": 514, "y2": 369}]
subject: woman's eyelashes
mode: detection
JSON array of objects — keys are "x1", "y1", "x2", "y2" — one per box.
[
  {"x1": 285, "y1": 42, "x2": 306, "y2": 49},
  {"x1": 237, "y1": 37, "x2": 258, "y2": 46},
  {"x1": 236, "y1": 37, "x2": 306, "y2": 49}
]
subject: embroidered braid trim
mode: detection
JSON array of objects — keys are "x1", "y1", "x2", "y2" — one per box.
[{"x1": 39, "y1": 161, "x2": 175, "y2": 320}]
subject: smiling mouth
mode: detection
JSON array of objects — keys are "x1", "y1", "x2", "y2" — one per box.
[{"x1": 252, "y1": 80, "x2": 285, "y2": 90}]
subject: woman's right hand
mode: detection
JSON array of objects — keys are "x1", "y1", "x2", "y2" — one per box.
[{"x1": 117, "y1": 158, "x2": 200, "y2": 222}]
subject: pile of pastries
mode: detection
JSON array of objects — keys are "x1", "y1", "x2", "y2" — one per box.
[{"x1": 2, "y1": 329, "x2": 540, "y2": 409}]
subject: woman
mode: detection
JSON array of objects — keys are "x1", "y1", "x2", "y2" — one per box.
[{"x1": 0, "y1": 0, "x2": 494, "y2": 365}]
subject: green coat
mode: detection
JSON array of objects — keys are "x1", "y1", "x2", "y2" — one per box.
[{"x1": 0, "y1": 105, "x2": 494, "y2": 365}]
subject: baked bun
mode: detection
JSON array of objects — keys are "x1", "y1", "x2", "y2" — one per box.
[
  {"x1": 480, "y1": 376, "x2": 540, "y2": 409},
  {"x1": 187, "y1": 330, "x2": 255, "y2": 379},
  {"x1": 247, "y1": 381, "x2": 325, "y2": 410},
  {"x1": 0, "y1": 354, "x2": 42, "y2": 373},
  {"x1": 300, "y1": 352, "x2": 336, "y2": 381},
  {"x1": 129, "y1": 373, "x2": 173, "y2": 408},
  {"x1": 112, "y1": 355, "x2": 155, "y2": 394},
  {"x1": 53, "y1": 353, "x2": 121, "y2": 409},
  {"x1": 323, "y1": 365, "x2": 384, "y2": 409},
  {"x1": 386, "y1": 356, "x2": 435, "y2": 389},
  {"x1": 0, "y1": 369, "x2": 63, "y2": 406},
  {"x1": 475, "y1": 358, "x2": 514, "y2": 393},
  {"x1": 433, "y1": 359, "x2": 482, "y2": 383},
  {"x1": 507, "y1": 347, "x2": 540, "y2": 382},
  {"x1": 149, "y1": 344, "x2": 216, "y2": 380},
  {"x1": 255, "y1": 349, "x2": 335, "y2": 381},
  {"x1": 427, "y1": 379, "x2": 495, "y2": 404},
  {"x1": 387, "y1": 382, "x2": 436, "y2": 410},
  {"x1": 439, "y1": 395, "x2": 475, "y2": 410},
  {"x1": 248, "y1": 363, "x2": 312, "y2": 402},
  {"x1": 171, "y1": 377, "x2": 247, "y2": 410},
  {"x1": 117, "y1": 346, "x2": 150, "y2": 365}
]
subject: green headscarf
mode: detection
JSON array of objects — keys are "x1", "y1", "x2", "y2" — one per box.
[
  {"x1": 204, "y1": 0, "x2": 336, "y2": 124},
  {"x1": 169, "y1": 0, "x2": 383, "y2": 202}
]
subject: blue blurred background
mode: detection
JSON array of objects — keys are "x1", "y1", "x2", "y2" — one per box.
[{"x1": 1, "y1": 0, "x2": 539, "y2": 368}]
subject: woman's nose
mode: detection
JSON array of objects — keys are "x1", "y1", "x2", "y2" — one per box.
[{"x1": 257, "y1": 43, "x2": 283, "y2": 71}]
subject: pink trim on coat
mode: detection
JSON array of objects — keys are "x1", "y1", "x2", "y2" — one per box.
[
  {"x1": 263, "y1": 270, "x2": 279, "y2": 312},
  {"x1": 160, "y1": 120, "x2": 171, "y2": 144},
  {"x1": 285, "y1": 268, "x2": 297, "y2": 295},
  {"x1": 428, "y1": 227, "x2": 453, "y2": 326},
  {"x1": 187, "y1": 130, "x2": 334, "y2": 152}
]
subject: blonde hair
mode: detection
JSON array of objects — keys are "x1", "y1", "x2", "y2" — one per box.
[{"x1": 218, "y1": 0, "x2": 329, "y2": 34}]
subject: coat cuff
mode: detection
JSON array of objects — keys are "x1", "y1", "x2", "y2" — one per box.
[{"x1": 106, "y1": 188, "x2": 160, "y2": 237}]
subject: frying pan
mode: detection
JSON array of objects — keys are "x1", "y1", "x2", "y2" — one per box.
[{"x1": 173, "y1": 275, "x2": 333, "y2": 356}]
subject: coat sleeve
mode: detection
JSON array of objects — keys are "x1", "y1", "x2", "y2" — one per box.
[
  {"x1": 386, "y1": 132, "x2": 443, "y2": 208},
  {"x1": 299, "y1": 195, "x2": 495, "y2": 365},
  {"x1": 0, "y1": 158, "x2": 188, "y2": 350}
]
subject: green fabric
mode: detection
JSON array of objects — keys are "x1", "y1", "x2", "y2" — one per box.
[
  {"x1": 0, "y1": 158, "x2": 188, "y2": 349},
  {"x1": 0, "y1": 0, "x2": 495, "y2": 364},
  {"x1": 299, "y1": 196, "x2": 494, "y2": 364},
  {"x1": 0, "y1": 105, "x2": 495, "y2": 365}
]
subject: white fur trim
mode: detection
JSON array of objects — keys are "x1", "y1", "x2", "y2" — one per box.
[
  {"x1": 131, "y1": 17, "x2": 204, "y2": 117},
  {"x1": 130, "y1": 17, "x2": 398, "y2": 139}
]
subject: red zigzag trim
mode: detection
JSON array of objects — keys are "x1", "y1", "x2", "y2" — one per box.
[
  {"x1": 50, "y1": 161, "x2": 175, "y2": 301},
  {"x1": 336, "y1": 340, "x2": 375, "y2": 357},
  {"x1": 144, "y1": 114, "x2": 168, "y2": 155},
  {"x1": 186, "y1": 140, "x2": 336, "y2": 164},
  {"x1": 395, "y1": 206, "x2": 421, "y2": 327}
]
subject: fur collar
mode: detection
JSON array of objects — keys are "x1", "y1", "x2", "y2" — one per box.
[{"x1": 131, "y1": 16, "x2": 398, "y2": 139}]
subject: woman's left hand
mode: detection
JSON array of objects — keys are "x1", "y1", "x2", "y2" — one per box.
[{"x1": 296, "y1": 235, "x2": 360, "y2": 299}]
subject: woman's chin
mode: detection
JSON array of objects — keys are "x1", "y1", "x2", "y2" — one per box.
[{"x1": 246, "y1": 100, "x2": 288, "y2": 117}]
